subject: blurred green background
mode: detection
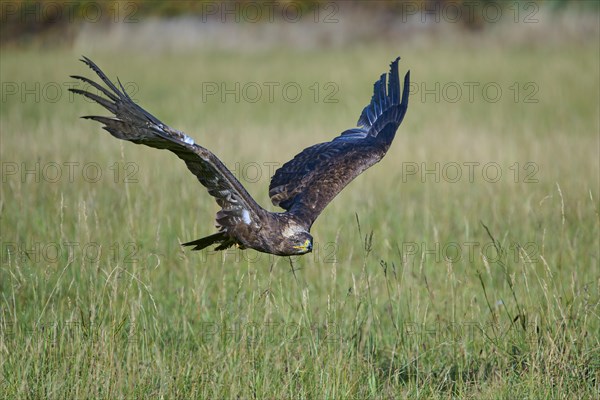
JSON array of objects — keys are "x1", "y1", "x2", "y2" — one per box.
[{"x1": 1, "y1": 1, "x2": 599, "y2": 398}]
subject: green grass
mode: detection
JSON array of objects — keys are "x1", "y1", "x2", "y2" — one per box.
[{"x1": 1, "y1": 39, "x2": 599, "y2": 399}]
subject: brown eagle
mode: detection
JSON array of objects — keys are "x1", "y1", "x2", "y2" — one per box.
[{"x1": 70, "y1": 57, "x2": 410, "y2": 256}]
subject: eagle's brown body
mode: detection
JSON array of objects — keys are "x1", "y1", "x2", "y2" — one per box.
[{"x1": 70, "y1": 57, "x2": 410, "y2": 256}]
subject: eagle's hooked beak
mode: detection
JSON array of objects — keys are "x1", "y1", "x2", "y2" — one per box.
[{"x1": 293, "y1": 239, "x2": 312, "y2": 252}]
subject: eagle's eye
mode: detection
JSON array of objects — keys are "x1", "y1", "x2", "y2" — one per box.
[{"x1": 293, "y1": 238, "x2": 312, "y2": 253}]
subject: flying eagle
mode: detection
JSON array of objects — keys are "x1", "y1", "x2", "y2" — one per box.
[{"x1": 70, "y1": 57, "x2": 410, "y2": 256}]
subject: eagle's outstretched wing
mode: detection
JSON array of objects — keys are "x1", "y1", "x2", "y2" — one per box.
[
  {"x1": 70, "y1": 57, "x2": 266, "y2": 237},
  {"x1": 268, "y1": 57, "x2": 410, "y2": 228}
]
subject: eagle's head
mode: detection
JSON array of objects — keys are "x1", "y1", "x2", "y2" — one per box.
[
  {"x1": 281, "y1": 222, "x2": 313, "y2": 255},
  {"x1": 291, "y1": 233, "x2": 313, "y2": 255}
]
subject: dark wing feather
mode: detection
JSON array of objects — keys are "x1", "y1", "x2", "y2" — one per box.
[
  {"x1": 356, "y1": 57, "x2": 410, "y2": 134},
  {"x1": 70, "y1": 56, "x2": 265, "y2": 233},
  {"x1": 269, "y1": 57, "x2": 410, "y2": 228}
]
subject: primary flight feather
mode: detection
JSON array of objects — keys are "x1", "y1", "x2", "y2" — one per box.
[{"x1": 70, "y1": 56, "x2": 410, "y2": 256}]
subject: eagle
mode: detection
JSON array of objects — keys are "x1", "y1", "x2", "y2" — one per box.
[{"x1": 70, "y1": 57, "x2": 410, "y2": 256}]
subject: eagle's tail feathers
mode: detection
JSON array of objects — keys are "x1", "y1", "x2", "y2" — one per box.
[{"x1": 182, "y1": 232, "x2": 235, "y2": 251}]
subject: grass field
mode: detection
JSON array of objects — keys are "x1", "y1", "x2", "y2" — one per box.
[{"x1": 1, "y1": 32, "x2": 599, "y2": 398}]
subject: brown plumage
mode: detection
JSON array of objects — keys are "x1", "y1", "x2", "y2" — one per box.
[{"x1": 70, "y1": 56, "x2": 410, "y2": 256}]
